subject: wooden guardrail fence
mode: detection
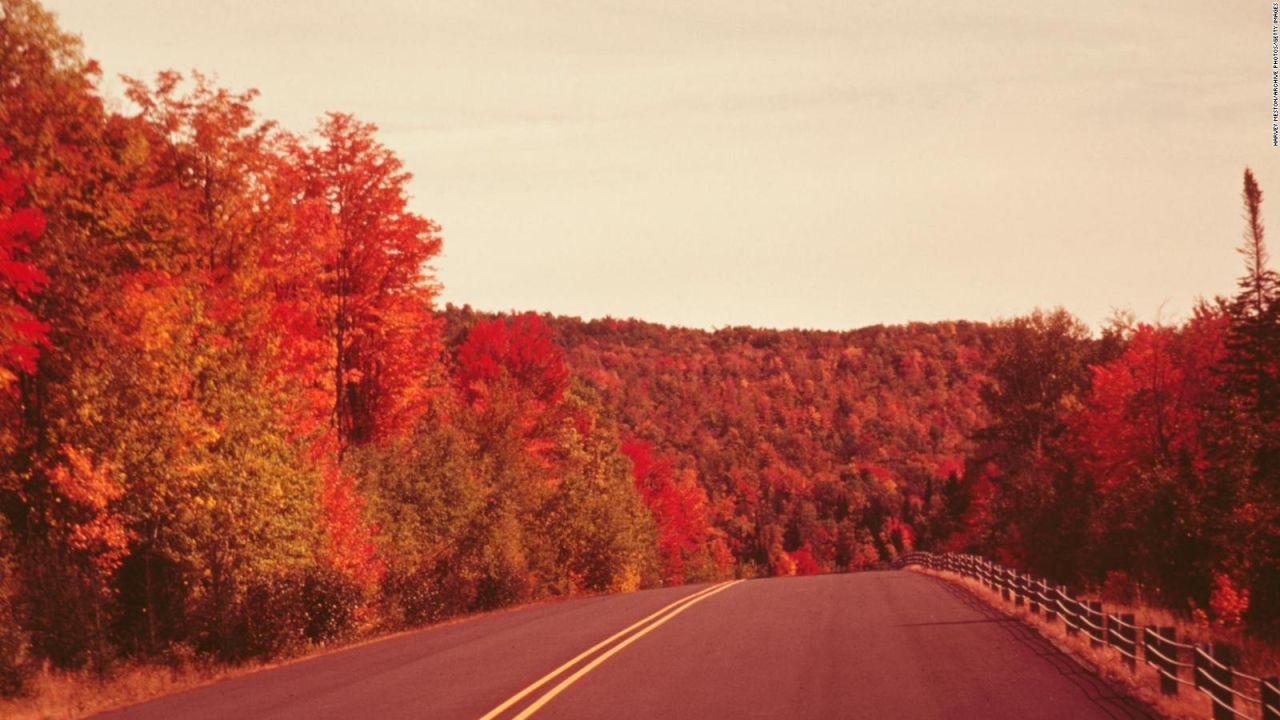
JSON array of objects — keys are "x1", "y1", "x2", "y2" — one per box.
[{"x1": 895, "y1": 551, "x2": 1279, "y2": 720}]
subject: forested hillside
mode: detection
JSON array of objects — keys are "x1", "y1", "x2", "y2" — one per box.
[
  {"x1": 445, "y1": 309, "x2": 997, "y2": 578},
  {"x1": 445, "y1": 270, "x2": 1279, "y2": 642}
]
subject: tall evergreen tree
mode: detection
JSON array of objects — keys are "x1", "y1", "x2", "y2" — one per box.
[
  {"x1": 1224, "y1": 169, "x2": 1280, "y2": 422},
  {"x1": 1220, "y1": 169, "x2": 1280, "y2": 636}
]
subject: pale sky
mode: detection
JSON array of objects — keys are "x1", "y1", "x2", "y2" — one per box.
[{"x1": 43, "y1": 1, "x2": 1279, "y2": 330}]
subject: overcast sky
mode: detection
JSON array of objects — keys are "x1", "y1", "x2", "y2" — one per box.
[{"x1": 43, "y1": 0, "x2": 1278, "y2": 330}]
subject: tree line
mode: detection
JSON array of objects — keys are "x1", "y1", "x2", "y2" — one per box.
[
  {"x1": 510, "y1": 170, "x2": 1279, "y2": 641},
  {"x1": 0, "y1": 0, "x2": 677, "y2": 694},
  {"x1": 944, "y1": 171, "x2": 1279, "y2": 638}
]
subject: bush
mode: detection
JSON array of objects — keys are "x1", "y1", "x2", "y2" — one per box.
[
  {"x1": 301, "y1": 566, "x2": 363, "y2": 644},
  {"x1": 240, "y1": 565, "x2": 363, "y2": 659},
  {"x1": 382, "y1": 565, "x2": 453, "y2": 627},
  {"x1": 0, "y1": 529, "x2": 30, "y2": 696},
  {"x1": 242, "y1": 572, "x2": 308, "y2": 659},
  {"x1": 0, "y1": 578, "x2": 30, "y2": 697}
]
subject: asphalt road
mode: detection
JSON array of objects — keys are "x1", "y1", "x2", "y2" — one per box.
[{"x1": 98, "y1": 571, "x2": 1153, "y2": 720}]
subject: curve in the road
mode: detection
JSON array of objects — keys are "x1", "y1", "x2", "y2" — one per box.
[
  {"x1": 98, "y1": 571, "x2": 1154, "y2": 720},
  {"x1": 480, "y1": 580, "x2": 738, "y2": 719},
  {"x1": 499, "y1": 580, "x2": 742, "y2": 720}
]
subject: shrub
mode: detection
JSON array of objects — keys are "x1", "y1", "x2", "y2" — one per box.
[
  {"x1": 302, "y1": 566, "x2": 363, "y2": 644},
  {"x1": 0, "y1": 569, "x2": 30, "y2": 697},
  {"x1": 242, "y1": 572, "x2": 308, "y2": 659}
]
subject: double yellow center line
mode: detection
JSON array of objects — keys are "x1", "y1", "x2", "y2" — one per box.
[{"x1": 478, "y1": 579, "x2": 742, "y2": 720}]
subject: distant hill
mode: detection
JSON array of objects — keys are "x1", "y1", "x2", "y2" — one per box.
[{"x1": 442, "y1": 305, "x2": 996, "y2": 575}]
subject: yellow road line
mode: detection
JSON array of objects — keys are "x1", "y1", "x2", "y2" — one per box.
[
  {"x1": 510, "y1": 580, "x2": 743, "y2": 720},
  {"x1": 478, "y1": 581, "x2": 733, "y2": 720}
]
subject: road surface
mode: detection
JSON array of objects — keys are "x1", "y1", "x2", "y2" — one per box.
[{"x1": 98, "y1": 571, "x2": 1152, "y2": 719}]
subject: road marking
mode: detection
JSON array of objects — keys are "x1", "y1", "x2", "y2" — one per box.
[
  {"x1": 478, "y1": 581, "x2": 734, "y2": 720},
  {"x1": 509, "y1": 579, "x2": 743, "y2": 720}
]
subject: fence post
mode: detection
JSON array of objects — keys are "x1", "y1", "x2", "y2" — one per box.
[
  {"x1": 1152, "y1": 625, "x2": 1177, "y2": 691},
  {"x1": 1088, "y1": 601, "x2": 1104, "y2": 648},
  {"x1": 1157, "y1": 627, "x2": 1178, "y2": 696},
  {"x1": 1001, "y1": 567, "x2": 1011, "y2": 601},
  {"x1": 1029, "y1": 576, "x2": 1040, "y2": 615},
  {"x1": 1064, "y1": 588, "x2": 1079, "y2": 637},
  {"x1": 1205, "y1": 644, "x2": 1236, "y2": 720},
  {"x1": 1104, "y1": 612, "x2": 1134, "y2": 667},
  {"x1": 1118, "y1": 613, "x2": 1136, "y2": 670},
  {"x1": 1194, "y1": 644, "x2": 1207, "y2": 692},
  {"x1": 1043, "y1": 580, "x2": 1057, "y2": 623},
  {"x1": 1262, "y1": 677, "x2": 1279, "y2": 720},
  {"x1": 1014, "y1": 572, "x2": 1025, "y2": 607}
]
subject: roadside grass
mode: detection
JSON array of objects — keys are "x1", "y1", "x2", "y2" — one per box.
[
  {"x1": 0, "y1": 588, "x2": 609, "y2": 720},
  {"x1": 0, "y1": 659, "x2": 247, "y2": 720},
  {"x1": 913, "y1": 566, "x2": 1280, "y2": 720}
]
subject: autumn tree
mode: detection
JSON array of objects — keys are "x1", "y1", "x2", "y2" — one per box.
[
  {"x1": 84, "y1": 72, "x2": 329, "y2": 659},
  {"x1": 0, "y1": 0, "x2": 149, "y2": 668},
  {"x1": 248, "y1": 115, "x2": 448, "y2": 615},
  {"x1": 1068, "y1": 313, "x2": 1230, "y2": 606},
  {"x1": 346, "y1": 393, "x2": 484, "y2": 623},
  {"x1": 288, "y1": 113, "x2": 443, "y2": 449},
  {"x1": 534, "y1": 392, "x2": 659, "y2": 594},
  {"x1": 449, "y1": 313, "x2": 570, "y2": 605},
  {"x1": 0, "y1": 143, "x2": 46, "y2": 691},
  {"x1": 435, "y1": 314, "x2": 662, "y2": 601},
  {"x1": 621, "y1": 438, "x2": 723, "y2": 584},
  {"x1": 0, "y1": 147, "x2": 47, "y2": 395},
  {"x1": 455, "y1": 312, "x2": 569, "y2": 489},
  {"x1": 948, "y1": 309, "x2": 1100, "y2": 576}
]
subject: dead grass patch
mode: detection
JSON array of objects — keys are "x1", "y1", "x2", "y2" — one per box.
[{"x1": 0, "y1": 659, "x2": 252, "y2": 720}]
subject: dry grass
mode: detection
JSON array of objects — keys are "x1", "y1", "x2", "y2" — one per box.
[
  {"x1": 0, "y1": 587, "x2": 622, "y2": 719},
  {"x1": 0, "y1": 659, "x2": 255, "y2": 720},
  {"x1": 913, "y1": 567, "x2": 1276, "y2": 720},
  {"x1": 1084, "y1": 580, "x2": 1279, "y2": 680}
]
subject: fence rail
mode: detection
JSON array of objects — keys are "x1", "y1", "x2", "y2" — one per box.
[{"x1": 895, "y1": 551, "x2": 1280, "y2": 720}]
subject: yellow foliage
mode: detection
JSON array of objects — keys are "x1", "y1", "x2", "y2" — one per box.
[{"x1": 611, "y1": 564, "x2": 642, "y2": 593}]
